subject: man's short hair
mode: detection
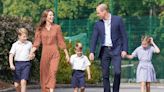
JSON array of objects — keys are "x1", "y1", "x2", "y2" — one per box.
[{"x1": 98, "y1": 3, "x2": 109, "y2": 12}]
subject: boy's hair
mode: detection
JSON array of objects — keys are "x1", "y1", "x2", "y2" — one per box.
[
  {"x1": 17, "y1": 28, "x2": 28, "y2": 36},
  {"x1": 75, "y1": 42, "x2": 83, "y2": 52},
  {"x1": 141, "y1": 35, "x2": 151, "y2": 44}
]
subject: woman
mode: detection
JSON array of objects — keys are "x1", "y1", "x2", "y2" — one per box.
[{"x1": 29, "y1": 9, "x2": 69, "y2": 92}]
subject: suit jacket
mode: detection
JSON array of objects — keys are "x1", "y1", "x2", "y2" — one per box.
[{"x1": 90, "y1": 15, "x2": 128, "y2": 57}]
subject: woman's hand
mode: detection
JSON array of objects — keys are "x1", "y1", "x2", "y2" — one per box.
[
  {"x1": 88, "y1": 74, "x2": 91, "y2": 80},
  {"x1": 65, "y1": 54, "x2": 70, "y2": 62}
]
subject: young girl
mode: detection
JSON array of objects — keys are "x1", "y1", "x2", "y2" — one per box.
[
  {"x1": 69, "y1": 42, "x2": 91, "y2": 92},
  {"x1": 126, "y1": 36, "x2": 160, "y2": 92}
]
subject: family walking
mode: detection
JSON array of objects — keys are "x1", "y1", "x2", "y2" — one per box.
[{"x1": 8, "y1": 3, "x2": 160, "y2": 92}]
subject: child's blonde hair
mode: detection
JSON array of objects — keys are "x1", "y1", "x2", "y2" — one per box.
[
  {"x1": 141, "y1": 35, "x2": 151, "y2": 44},
  {"x1": 75, "y1": 42, "x2": 83, "y2": 52},
  {"x1": 17, "y1": 28, "x2": 28, "y2": 36}
]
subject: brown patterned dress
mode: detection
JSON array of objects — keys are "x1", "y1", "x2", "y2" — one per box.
[{"x1": 33, "y1": 24, "x2": 66, "y2": 92}]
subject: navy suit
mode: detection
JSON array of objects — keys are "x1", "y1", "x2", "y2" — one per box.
[{"x1": 90, "y1": 16, "x2": 128, "y2": 92}]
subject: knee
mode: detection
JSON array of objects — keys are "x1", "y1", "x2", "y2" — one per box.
[
  {"x1": 80, "y1": 87, "x2": 85, "y2": 91},
  {"x1": 102, "y1": 71, "x2": 109, "y2": 79},
  {"x1": 141, "y1": 82, "x2": 145, "y2": 86},
  {"x1": 14, "y1": 82, "x2": 20, "y2": 88},
  {"x1": 102, "y1": 74, "x2": 109, "y2": 79},
  {"x1": 21, "y1": 79, "x2": 27, "y2": 87},
  {"x1": 146, "y1": 82, "x2": 150, "y2": 87},
  {"x1": 114, "y1": 71, "x2": 121, "y2": 76}
]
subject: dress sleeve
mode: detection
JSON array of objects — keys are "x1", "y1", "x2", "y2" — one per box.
[
  {"x1": 56, "y1": 25, "x2": 66, "y2": 49},
  {"x1": 33, "y1": 28, "x2": 41, "y2": 49}
]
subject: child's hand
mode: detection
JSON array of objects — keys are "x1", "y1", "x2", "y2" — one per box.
[
  {"x1": 29, "y1": 53, "x2": 35, "y2": 60},
  {"x1": 10, "y1": 65, "x2": 15, "y2": 70},
  {"x1": 88, "y1": 74, "x2": 91, "y2": 80},
  {"x1": 150, "y1": 37, "x2": 154, "y2": 44}
]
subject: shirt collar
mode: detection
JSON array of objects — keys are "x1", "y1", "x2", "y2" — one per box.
[
  {"x1": 103, "y1": 13, "x2": 111, "y2": 22},
  {"x1": 75, "y1": 54, "x2": 84, "y2": 58},
  {"x1": 17, "y1": 40, "x2": 28, "y2": 44}
]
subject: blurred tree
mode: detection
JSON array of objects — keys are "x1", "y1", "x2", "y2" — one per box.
[{"x1": 0, "y1": 0, "x2": 3, "y2": 14}]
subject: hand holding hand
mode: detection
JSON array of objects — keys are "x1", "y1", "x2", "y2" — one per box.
[
  {"x1": 89, "y1": 53, "x2": 94, "y2": 61},
  {"x1": 29, "y1": 53, "x2": 35, "y2": 60},
  {"x1": 121, "y1": 51, "x2": 127, "y2": 58}
]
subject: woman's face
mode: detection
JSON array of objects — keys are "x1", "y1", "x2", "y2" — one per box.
[{"x1": 46, "y1": 11, "x2": 54, "y2": 23}]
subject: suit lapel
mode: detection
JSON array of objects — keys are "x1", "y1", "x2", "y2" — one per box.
[
  {"x1": 100, "y1": 20, "x2": 105, "y2": 36},
  {"x1": 111, "y1": 16, "x2": 114, "y2": 33}
]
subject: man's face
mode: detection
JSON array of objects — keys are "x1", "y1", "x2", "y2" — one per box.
[{"x1": 96, "y1": 7, "x2": 105, "y2": 19}]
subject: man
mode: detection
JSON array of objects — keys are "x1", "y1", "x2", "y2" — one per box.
[{"x1": 89, "y1": 3, "x2": 128, "y2": 92}]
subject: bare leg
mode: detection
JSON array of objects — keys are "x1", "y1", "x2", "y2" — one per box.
[
  {"x1": 141, "y1": 82, "x2": 145, "y2": 92},
  {"x1": 74, "y1": 87, "x2": 78, "y2": 92},
  {"x1": 14, "y1": 82, "x2": 21, "y2": 92},
  {"x1": 21, "y1": 79, "x2": 27, "y2": 92},
  {"x1": 80, "y1": 87, "x2": 85, "y2": 92},
  {"x1": 146, "y1": 82, "x2": 150, "y2": 92},
  {"x1": 50, "y1": 88, "x2": 54, "y2": 92}
]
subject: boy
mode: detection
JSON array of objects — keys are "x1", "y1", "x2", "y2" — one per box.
[
  {"x1": 9, "y1": 28, "x2": 34, "y2": 92},
  {"x1": 69, "y1": 42, "x2": 91, "y2": 92}
]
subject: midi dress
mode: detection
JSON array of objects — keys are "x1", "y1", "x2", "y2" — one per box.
[
  {"x1": 33, "y1": 24, "x2": 66, "y2": 92},
  {"x1": 132, "y1": 46, "x2": 157, "y2": 82}
]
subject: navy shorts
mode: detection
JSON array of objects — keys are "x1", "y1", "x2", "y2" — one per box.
[
  {"x1": 13, "y1": 61, "x2": 31, "y2": 82},
  {"x1": 71, "y1": 70, "x2": 85, "y2": 88}
]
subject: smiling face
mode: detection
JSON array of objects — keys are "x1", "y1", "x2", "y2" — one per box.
[
  {"x1": 46, "y1": 11, "x2": 54, "y2": 23},
  {"x1": 141, "y1": 41, "x2": 149, "y2": 49},
  {"x1": 96, "y1": 4, "x2": 109, "y2": 20},
  {"x1": 17, "y1": 28, "x2": 28, "y2": 43},
  {"x1": 75, "y1": 43, "x2": 83, "y2": 56},
  {"x1": 141, "y1": 36, "x2": 151, "y2": 49},
  {"x1": 18, "y1": 33, "x2": 28, "y2": 43},
  {"x1": 96, "y1": 7, "x2": 106, "y2": 19}
]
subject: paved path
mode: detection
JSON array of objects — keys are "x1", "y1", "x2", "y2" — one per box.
[
  {"x1": 9, "y1": 87, "x2": 164, "y2": 92},
  {"x1": 1, "y1": 83, "x2": 164, "y2": 92}
]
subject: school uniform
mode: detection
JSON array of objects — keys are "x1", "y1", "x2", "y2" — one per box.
[
  {"x1": 70, "y1": 54, "x2": 91, "y2": 88},
  {"x1": 9, "y1": 40, "x2": 32, "y2": 82},
  {"x1": 132, "y1": 46, "x2": 157, "y2": 82}
]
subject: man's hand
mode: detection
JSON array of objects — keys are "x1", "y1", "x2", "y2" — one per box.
[
  {"x1": 89, "y1": 53, "x2": 94, "y2": 61},
  {"x1": 121, "y1": 51, "x2": 127, "y2": 58}
]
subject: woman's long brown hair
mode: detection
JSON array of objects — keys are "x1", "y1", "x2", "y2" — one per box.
[{"x1": 38, "y1": 9, "x2": 54, "y2": 31}]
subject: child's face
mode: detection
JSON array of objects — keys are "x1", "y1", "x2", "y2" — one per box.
[
  {"x1": 18, "y1": 33, "x2": 28, "y2": 43},
  {"x1": 75, "y1": 49, "x2": 82, "y2": 57},
  {"x1": 141, "y1": 41, "x2": 149, "y2": 48}
]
